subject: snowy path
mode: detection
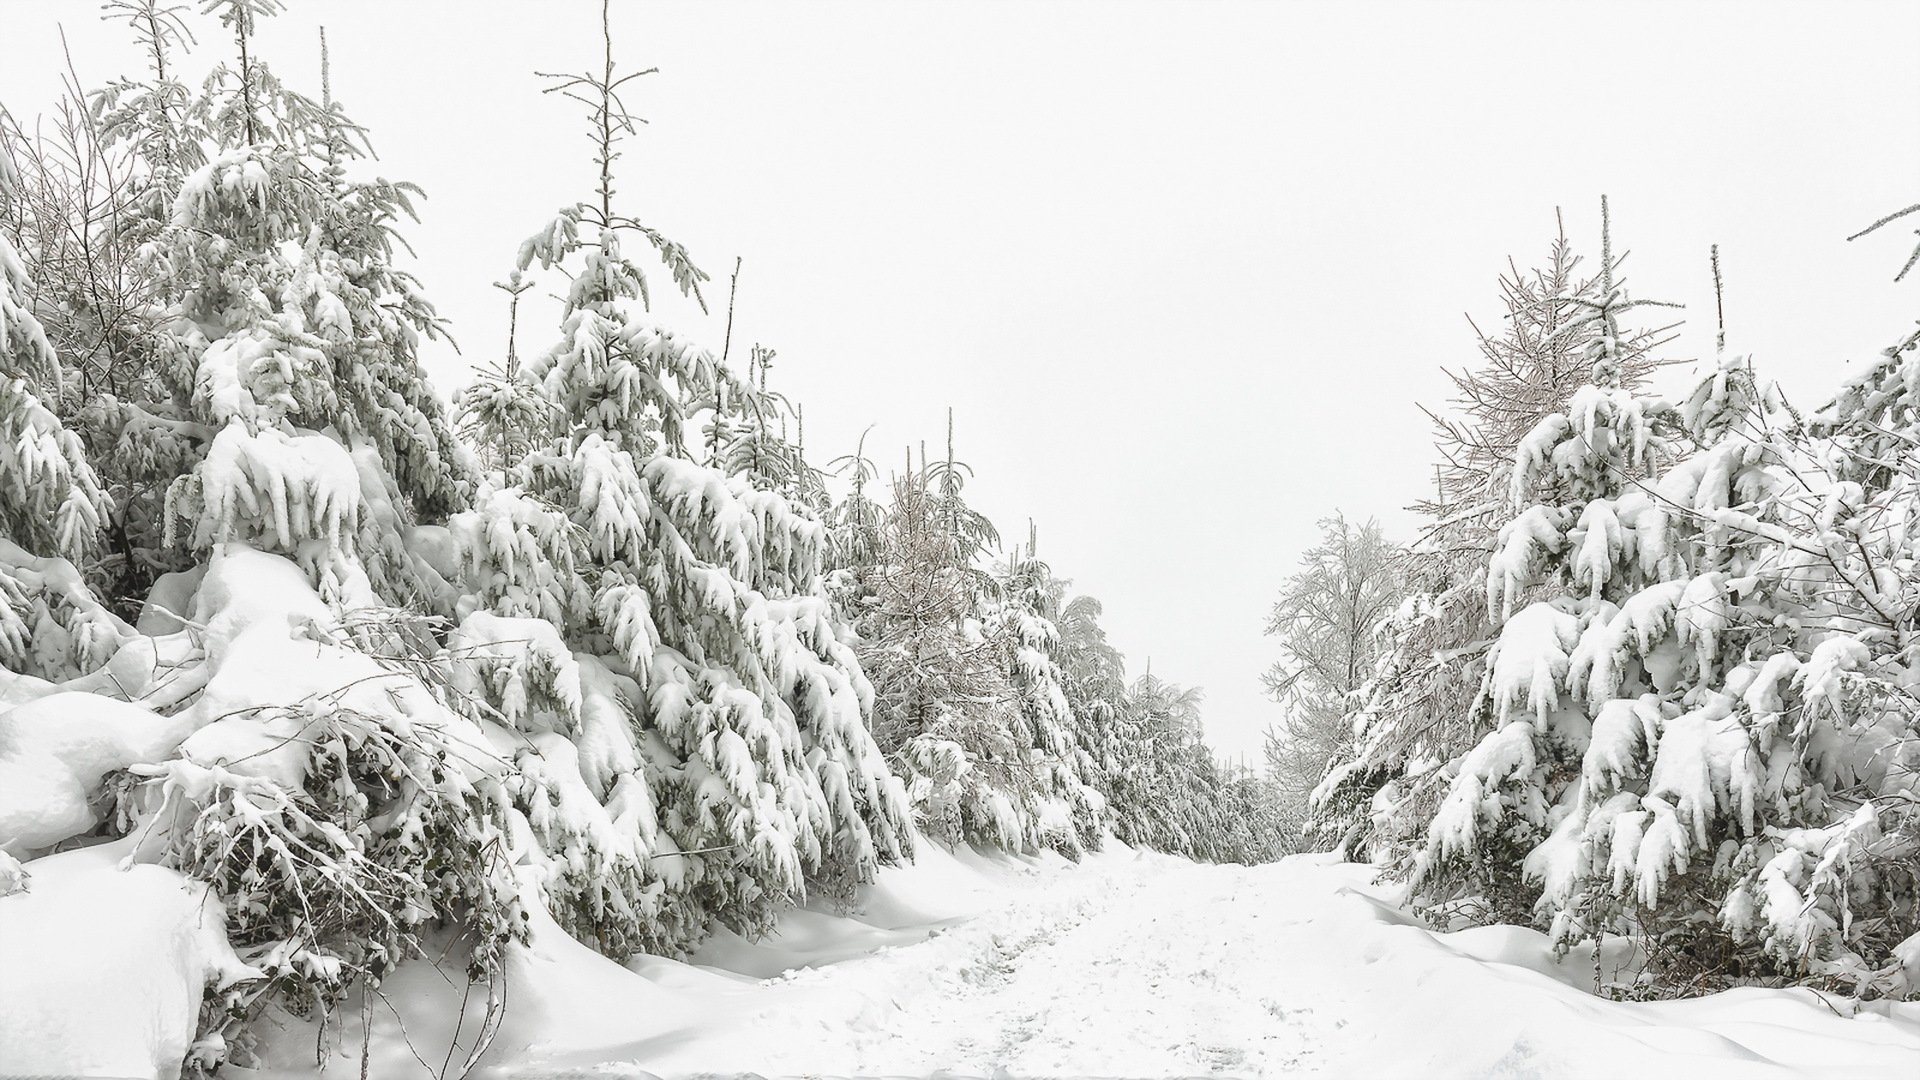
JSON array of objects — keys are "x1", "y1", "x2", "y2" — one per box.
[
  {"x1": 721, "y1": 855, "x2": 1345, "y2": 1077},
  {"x1": 466, "y1": 846, "x2": 1920, "y2": 1080}
]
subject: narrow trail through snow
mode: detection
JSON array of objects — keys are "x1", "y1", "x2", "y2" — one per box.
[{"x1": 762, "y1": 855, "x2": 1345, "y2": 1077}]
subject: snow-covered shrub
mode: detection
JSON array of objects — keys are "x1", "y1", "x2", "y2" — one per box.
[
  {"x1": 134, "y1": 694, "x2": 527, "y2": 1041},
  {"x1": 40, "y1": 547, "x2": 527, "y2": 1066}
]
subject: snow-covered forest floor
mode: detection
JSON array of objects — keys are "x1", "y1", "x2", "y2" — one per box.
[{"x1": 201, "y1": 840, "x2": 1920, "y2": 1080}]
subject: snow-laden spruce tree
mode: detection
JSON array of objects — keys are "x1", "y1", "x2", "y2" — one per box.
[
  {"x1": 0, "y1": 12, "x2": 533, "y2": 1069},
  {"x1": 153, "y1": 4, "x2": 471, "y2": 604},
  {"x1": 448, "y1": 0, "x2": 909, "y2": 953},
  {"x1": 1, "y1": 1, "x2": 193, "y2": 611},
  {"x1": 1108, "y1": 672, "x2": 1220, "y2": 855},
  {"x1": 855, "y1": 448, "x2": 1031, "y2": 849},
  {"x1": 817, "y1": 412, "x2": 1272, "y2": 861},
  {"x1": 822, "y1": 424, "x2": 888, "y2": 629},
  {"x1": 1311, "y1": 214, "x2": 1675, "y2": 862},
  {"x1": 1, "y1": 0, "x2": 471, "y2": 608},
  {"x1": 1050, "y1": 591, "x2": 1143, "y2": 827},
  {"x1": 455, "y1": 271, "x2": 550, "y2": 474},
  {"x1": 989, "y1": 539, "x2": 1106, "y2": 854},
  {"x1": 702, "y1": 342, "x2": 824, "y2": 504},
  {"x1": 1405, "y1": 198, "x2": 1688, "y2": 922},
  {"x1": 1029, "y1": 578, "x2": 1279, "y2": 861},
  {"x1": 1405, "y1": 215, "x2": 1920, "y2": 996}
]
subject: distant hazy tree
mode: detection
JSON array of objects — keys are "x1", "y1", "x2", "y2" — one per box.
[{"x1": 1261, "y1": 515, "x2": 1401, "y2": 850}]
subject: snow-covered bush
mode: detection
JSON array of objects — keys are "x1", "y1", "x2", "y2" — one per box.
[{"x1": 135, "y1": 692, "x2": 526, "y2": 1039}]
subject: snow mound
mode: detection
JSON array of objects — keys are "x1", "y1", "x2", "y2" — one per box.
[
  {"x1": 1310, "y1": 859, "x2": 1920, "y2": 1080},
  {"x1": 0, "y1": 863, "x2": 259, "y2": 1080},
  {"x1": 0, "y1": 692, "x2": 189, "y2": 854}
]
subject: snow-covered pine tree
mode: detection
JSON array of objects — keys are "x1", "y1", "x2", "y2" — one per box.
[
  {"x1": 1041, "y1": 582, "x2": 1276, "y2": 861},
  {"x1": 705, "y1": 344, "x2": 819, "y2": 499},
  {"x1": 1052, "y1": 591, "x2": 1135, "y2": 829},
  {"x1": 1407, "y1": 197, "x2": 1688, "y2": 924},
  {"x1": 0, "y1": 1, "x2": 473, "y2": 607},
  {"x1": 839, "y1": 412, "x2": 1113, "y2": 859},
  {"x1": 1450, "y1": 231, "x2": 1920, "y2": 995},
  {"x1": 1522, "y1": 232, "x2": 1920, "y2": 994},
  {"x1": 826, "y1": 424, "x2": 887, "y2": 583},
  {"x1": 1109, "y1": 672, "x2": 1213, "y2": 855},
  {"x1": 1818, "y1": 201, "x2": 1920, "y2": 483},
  {"x1": 1, "y1": 12, "x2": 532, "y2": 1063},
  {"x1": 1313, "y1": 213, "x2": 1676, "y2": 863},
  {"x1": 1385, "y1": 213, "x2": 1918, "y2": 996},
  {"x1": 454, "y1": 271, "x2": 550, "y2": 474},
  {"x1": 1, "y1": 3, "x2": 193, "y2": 608},
  {"x1": 1219, "y1": 757, "x2": 1284, "y2": 863},
  {"x1": 858, "y1": 446, "x2": 1028, "y2": 849},
  {"x1": 989, "y1": 535, "x2": 1106, "y2": 854},
  {"x1": 449, "y1": 0, "x2": 908, "y2": 952}
]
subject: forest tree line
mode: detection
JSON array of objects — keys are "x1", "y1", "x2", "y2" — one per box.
[{"x1": 0, "y1": 1, "x2": 1280, "y2": 1069}]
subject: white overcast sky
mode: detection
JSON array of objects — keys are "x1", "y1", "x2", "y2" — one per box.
[{"x1": 5, "y1": 1, "x2": 1919, "y2": 764}]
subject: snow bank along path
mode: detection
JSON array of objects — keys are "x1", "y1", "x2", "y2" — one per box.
[{"x1": 436, "y1": 844, "x2": 1920, "y2": 1080}]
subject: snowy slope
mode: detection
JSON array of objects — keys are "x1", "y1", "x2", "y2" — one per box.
[{"x1": 220, "y1": 841, "x2": 1920, "y2": 1080}]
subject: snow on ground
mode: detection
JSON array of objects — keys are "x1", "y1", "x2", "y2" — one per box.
[
  {"x1": 219, "y1": 838, "x2": 1920, "y2": 1080},
  {"x1": 0, "y1": 846, "x2": 259, "y2": 1080},
  {"x1": 629, "y1": 843, "x2": 1341, "y2": 1078}
]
